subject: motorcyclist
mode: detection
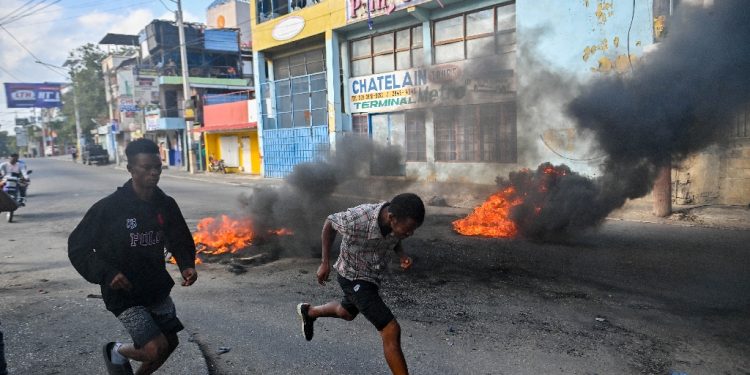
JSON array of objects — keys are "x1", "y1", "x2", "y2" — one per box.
[{"x1": 0, "y1": 153, "x2": 30, "y2": 206}]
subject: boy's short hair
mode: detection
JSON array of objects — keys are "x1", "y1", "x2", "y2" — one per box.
[
  {"x1": 125, "y1": 138, "x2": 159, "y2": 164},
  {"x1": 389, "y1": 193, "x2": 425, "y2": 225},
  {"x1": 10, "y1": 153, "x2": 19, "y2": 158}
]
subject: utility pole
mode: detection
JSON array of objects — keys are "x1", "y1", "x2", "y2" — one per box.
[
  {"x1": 71, "y1": 75, "x2": 83, "y2": 160},
  {"x1": 176, "y1": 0, "x2": 196, "y2": 173}
]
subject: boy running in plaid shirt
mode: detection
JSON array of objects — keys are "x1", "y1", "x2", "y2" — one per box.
[{"x1": 297, "y1": 193, "x2": 425, "y2": 375}]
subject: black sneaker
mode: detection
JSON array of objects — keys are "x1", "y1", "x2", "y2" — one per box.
[
  {"x1": 296, "y1": 303, "x2": 315, "y2": 341},
  {"x1": 102, "y1": 342, "x2": 134, "y2": 375}
]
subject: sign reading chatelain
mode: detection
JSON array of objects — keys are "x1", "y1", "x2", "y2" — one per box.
[{"x1": 348, "y1": 61, "x2": 515, "y2": 113}]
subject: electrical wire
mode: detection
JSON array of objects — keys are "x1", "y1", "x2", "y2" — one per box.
[
  {"x1": 0, "y1": 0, "x2": 62, "y2": 27},
  {"x1": 0, "y1": 65, "x2": 22, "y2": 81},
  {"x1": 0, "y1": 0, "x2": 36, "y2": 24},
  {"x1": 626, "y1": 0, "x2": 636, "y2": 73},
  {"x1": 4, "y1": 0, "x2": 156, "y2": 28},
  {"x1": 539, "y1": 134, "x2": 605, "y2": 162},
  {"x1": 0, "y1": 24, "x2": 68, "y2": 78}
]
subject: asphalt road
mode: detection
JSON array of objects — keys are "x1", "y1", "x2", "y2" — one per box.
[{"x1": 1, "y1": 158, "x2": 748, "y2": 374}]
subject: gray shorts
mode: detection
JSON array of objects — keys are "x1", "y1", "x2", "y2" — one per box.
[{"x1": 117, "y1": 297, "x2": 184, "y2": 348}]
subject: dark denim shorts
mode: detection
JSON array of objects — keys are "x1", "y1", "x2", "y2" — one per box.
[{"x1": 338, "y1": 275, "x2": 395, "y2": 331}]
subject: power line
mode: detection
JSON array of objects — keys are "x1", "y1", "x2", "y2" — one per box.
[
  {"x1": 0, "y1": 0, "x2": 36, "y2": 24},
  {"x1": 0, "y1": 0, "x2": 62, "y2": 27},
  {"x1": 0, "y1": 24, "x2": 67, "y2": 78},
  {"x1": 0, "y1": 65, "x2": 23, "y2": 81},
  {"x1": 4, "y1": 0, "x2": 157, "y2": 28}
]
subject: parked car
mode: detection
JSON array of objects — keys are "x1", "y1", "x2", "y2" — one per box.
[{"x1": 81, "y1": 144, "x2": 109, "y2": 165}]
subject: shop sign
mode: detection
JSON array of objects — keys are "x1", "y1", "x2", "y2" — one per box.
[
  {"x1": 347, "y1": 0, "x2": 433, "y2": 24},
  {"x1": 349, "y1": 60, "x2": 515, "y2": 113},
  {"x1": 145, "y1": 108, "x2": 161, "y2": 131},
  {"x1": 119, "y1": 97, "x2": 138, "y2": 113},
  {"x1": 272, "y1": 16, "x2": 305, "y2": 41}
]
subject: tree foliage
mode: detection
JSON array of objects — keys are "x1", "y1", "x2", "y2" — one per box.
[
  {"x1": 0, "y1": 131, "x2": 18, "y2": 156},
  {"x1": 60, "y1": 43, "x2": 109, "y2": 144}
]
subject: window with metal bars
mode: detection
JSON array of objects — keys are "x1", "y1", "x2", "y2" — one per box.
[
  {"x1": 433, "y1": 2, "x2": 516, "y2": 64},
  {"x1": 434, "y1": 103, "x2": 516, "y2": 163},
  {"x1": 733, "y1": 103, "x2": 750, "y2": 138},
  {"x1": 269, "y1": 49, "x2": 327, "y2": 129},
  {"x1": 405, "y1": 111, "x2": 426, "y2": 161},
  {"x1": 350, "y1": 25, "x2": 424, "y2": 77},
  {"x1": 352, "y1": 114, "x2": 369, "y2": 136}
]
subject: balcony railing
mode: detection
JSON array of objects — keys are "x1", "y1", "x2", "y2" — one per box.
[
  {"x1": 135, "y1": 64, "x2": 243, "y2": 79},
  {"x1": 257, "y1": 0, "x2": 325, "y2": 23}
]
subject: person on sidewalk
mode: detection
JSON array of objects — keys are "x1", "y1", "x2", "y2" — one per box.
[
  {"x1": 297, "y1": 193, "x2": 425, "y2": 375},
  {"x1": 68, "y1": 138, "x2": 197, "y2": 375}
]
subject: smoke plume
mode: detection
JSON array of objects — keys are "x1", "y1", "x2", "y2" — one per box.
[
  {"x1": 509, "y1": 0, "x2": 750, "y2": 238},
  {"x1": 238, "y1": 136, "x2": 407, "y2": 256}
]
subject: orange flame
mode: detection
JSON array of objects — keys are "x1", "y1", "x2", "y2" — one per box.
[
  {"x1": 169, "y1": 215, "x2": 292, "y2": 264},
  {"x1": 452, "y1": 187, "x2": 523, "y2": 238},
  {"x1": 453, "y1": 164, "x2": 570, "y2": 238}
]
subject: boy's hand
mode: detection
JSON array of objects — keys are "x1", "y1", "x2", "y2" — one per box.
[
  {"x1": 400, "y1": 255, "x2": 413, "y2": 271},
  {"x1": 317, "y1": 262, "x2": 331, "y2": 285},
  {"x1": 181, "y1": 267, "x2": 198, "y2": 286},
  {"x1": 110, "y1": 272, "x2": 133, "y2": 291}
]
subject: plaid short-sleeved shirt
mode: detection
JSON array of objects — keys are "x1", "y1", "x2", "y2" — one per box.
[{"x1": 329, "y1": 202, "x2": 401, "y2": 285}]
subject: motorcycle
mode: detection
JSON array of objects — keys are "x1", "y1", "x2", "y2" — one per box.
[
  {"x1": 208, "y1": 156, "x2": 226, "y2": 173},
  {"x1": 0, "y1": 170, "x2": 31, "y2": 222}
]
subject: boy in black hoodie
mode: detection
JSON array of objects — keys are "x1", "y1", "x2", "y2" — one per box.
[{"x1": 68, "y1": 138, "x2": 197, "y2": 375}]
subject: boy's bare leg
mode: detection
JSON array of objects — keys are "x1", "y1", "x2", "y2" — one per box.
[
  {"x1": 380, "y1": 320, "x2": 408, "y2": 375},
  {"x1": 118, "y1": 332, "x2": 178, "y2": 375},
  {"x1": 308, "y1": 301, "x2": 354, "y2": 320}
]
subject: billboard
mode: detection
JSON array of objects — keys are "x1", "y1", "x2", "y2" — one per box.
[{"x1": 4, "y1": 82, "x2": 63, "y2": 108}]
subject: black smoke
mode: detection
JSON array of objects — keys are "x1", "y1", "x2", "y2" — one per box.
[
  {"x1": 238, "y1": 136, "x2": 408, "y2": 256},
  {"x1": 509, "y1": 0, "x2": 750, "y2": 238}
]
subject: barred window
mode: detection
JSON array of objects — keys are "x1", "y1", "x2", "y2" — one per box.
[
  {"x1": 733, "y1": 103, "x2": 750, "y2": 138},
  {"x1": 405, "y1": 111, "x2": 426, "y2": 161},
  {"x1": 434, "y1": 103, "x2": 516, "y2": 162},
  {"x1": 433, "y1": 2, "x2": 516, "y2": 64},
  {"x1": 271, "y1": 49, "x2": 327, "y2": 129},
  {"x1": 352, "y1": 114, "x2": 369, "y2": 136},
  {"x1": 350, "y1": 25, "x2": 424, "y2": 77}
]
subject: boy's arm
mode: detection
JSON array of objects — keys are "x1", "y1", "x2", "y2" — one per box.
[
  {"x1": 164, "y1": 198, "x2": 197, "y2": 286},
  {"x1": 67, "y1": 204, "x2": 120, "y2": 285},
  {"x1": 317, "y1": 219, "x2": 337, "y2": 285}
]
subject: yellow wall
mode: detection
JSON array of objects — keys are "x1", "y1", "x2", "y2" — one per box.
[
  {"x1": 250, "y1": 1, "x2": 345, "y2": 51},
  {"x1": 204, "y1": 130, "x2": 261, "y2": 174}
]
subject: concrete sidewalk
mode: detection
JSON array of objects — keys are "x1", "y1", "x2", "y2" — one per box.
[{"x1": 148, "y1": 163, "x2": 750, "y2": 231}]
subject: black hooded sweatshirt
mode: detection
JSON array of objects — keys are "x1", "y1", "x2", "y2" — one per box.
[{"x1": 68, "y1": 180, "x2": 195, "y2": 316}]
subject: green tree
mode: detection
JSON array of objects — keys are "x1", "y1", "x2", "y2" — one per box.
[
  {"x1": 0, "y1": 131, "x2": 18, "y2": 156},
  {"x1": 60, "y1": 43, "x2": 109, "y2": 145}
]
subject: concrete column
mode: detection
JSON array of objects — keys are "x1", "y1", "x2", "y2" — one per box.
[
  {"x1": 653, "y1": 159, "x2": 673, "y2": 217},
  {"x1": 325, "y1": 29, "x2": 343, "y2": 153},
  {"x1": 253, "y1": 50, "x2": 267, "y2": 176}
]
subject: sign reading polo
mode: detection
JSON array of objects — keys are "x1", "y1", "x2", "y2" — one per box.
[{"x1": 271, "y1": 16, "x2": 305, "y2": 41}]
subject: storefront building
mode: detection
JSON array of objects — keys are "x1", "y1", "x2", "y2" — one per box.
[
  {"x1": 251, "y1": 0, "x2": 659, "y2": 183},
  {"x1": 335, "y1": 0, "x2": 518, "y2": 184},
  {"x1": 250, "y1": 1, "x2": 345, "y2": 177},
  {"x1": 201, "y1": 94, "x2": 261, "y2": 174}
]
